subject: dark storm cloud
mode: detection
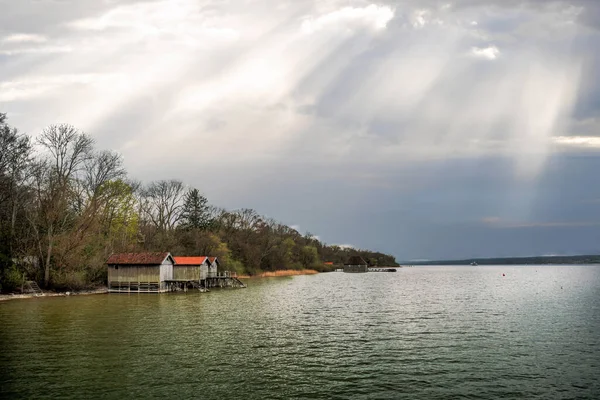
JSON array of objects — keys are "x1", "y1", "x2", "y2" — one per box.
[{"x1": 227, "y1": 154, "x2": 600, "y2": 259}]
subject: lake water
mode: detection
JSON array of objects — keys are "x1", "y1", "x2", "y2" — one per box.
[{"x1": 1, "y1": 266, "x2": 599, "y2": 399}]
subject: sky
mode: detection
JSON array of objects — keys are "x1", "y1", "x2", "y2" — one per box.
[{"x1": 1, "y1": 0, "x2": 600, "y2": 261}]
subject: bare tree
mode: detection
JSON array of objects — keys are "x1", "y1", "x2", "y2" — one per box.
[
  {"x1": 24, "y1": 159, "x2": 55, "y2": 285},
  {"x1": 235, "y1": 208, "x2": 262, "y2": 231},
  {"x1": 83, "y1": 150, "x2": 126, "y2": 198},
  {"x1": 140, "y1": 180, "x2": 185, "y2": 231},
  {"x1": 37, "y1": 124, "x2": 94, "y2": 186},
  {"x1": 30, "y1": 124, "x2": 94, "y2": 287},
  {"x1": 68, "y1": 149, "x2": 127, "y2": 217}
]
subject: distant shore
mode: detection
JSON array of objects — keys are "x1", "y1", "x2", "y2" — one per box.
[
  {"x1": 407, "y1": 255, "x2": 600, "y2": 266},
  {"x1": 237, "y1": 269, "x2": 319, "y2": 279}
]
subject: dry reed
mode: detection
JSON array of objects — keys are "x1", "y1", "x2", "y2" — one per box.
[{"x1": 237, "y1": 269, "x2": 319, "y2": 279}]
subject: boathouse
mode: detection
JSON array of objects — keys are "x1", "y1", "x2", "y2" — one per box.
[
  {"x1": 208, "y1": 257, "x2": 219, "y2": 278},
  {"x1": 173, "y1": 256, "x2": 210, "y2": 282},
  {"x1": 107, "y1": 253, "x2": 246, "y2": 293},
  {"x1": 107, "y1": 252, "x2": 175, "y2": 292},
  {"x1": 343, "y1": 255, "x2": 368, "y2": 273}
]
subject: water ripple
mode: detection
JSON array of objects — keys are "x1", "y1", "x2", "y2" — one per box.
[{"x1": 1, "y1": 265, "x2": 599, "y2": 399}]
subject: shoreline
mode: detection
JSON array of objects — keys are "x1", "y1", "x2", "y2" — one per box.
[
  {"x1": 237, "y1": 269, "x2": 319, "y2": 279},
  {"x1": 0, "y1": 288, "x2": 108, "y2": 302},
  {"x1": 0, "y1": 270, "x2": 319, "y2": 302}
]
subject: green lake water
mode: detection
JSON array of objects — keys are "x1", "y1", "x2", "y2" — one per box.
[{"x1": 1, "y1": 266, "x2": 599, "y2": 399}]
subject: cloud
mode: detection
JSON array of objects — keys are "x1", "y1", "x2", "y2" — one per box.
[
  {"x1": 0, "y1": 74, "x2": 113, "y2": 102},
  {"x1": 581, "y1": 198, "x2": 600, "y2": 204},
  {"x1": 68, "y1": 0, "x2": 240, "y2": 45},
  {"x1": 1, "y1": 0, "x2": 600, "y2": 259},
  {"x1": 482, "y1": 216, "x2": 501, "y2": 224},
  {"x1": 2, "y1": 33, "x2": 47, "y2": 43},
  {"x1": 0, "y1": 45, "x2": 72, "y2": 56},
  {"x1": 69, "y1": 1, "x2": 197, "y2": 32},
  {"x1": 553, "y1": 136, "x2": 600, "y2": 149},
  {"x1": 509, "y1": 222, "x2": 600, "y2": 228},
  {"x1": 301, "y1": 4, "x2": 395, "y2": 34},
  {"x1": 0, "y1": 32, "x2": 68, "y2": 56},
  {"x1": 470, "y1": 45, "x2": 500, "y2": 60},
  {"x1": 410, "y1": 9, "x2": 430, "y2": 28},
  {"x1": 0, "y1": 0, "x2": 586, "y2": 175},
  {"x1": 482, "y1": 217, "x2": 600, "y2": 229}
]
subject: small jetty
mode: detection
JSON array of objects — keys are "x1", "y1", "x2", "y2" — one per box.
[
  {"x1": 164, "y1": 272, "x2": 246, "y2": 292},
  {"x1": 337, "y1": 256, "x2": 399, "y2": 273}
]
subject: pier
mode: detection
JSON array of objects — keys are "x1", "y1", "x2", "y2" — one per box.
[
  {"x1": 334, "y1": 267, "x2": 398, "y2": 273},
  {"x1": 164, "y1": 272, "x2": 247, "y2": 292}
]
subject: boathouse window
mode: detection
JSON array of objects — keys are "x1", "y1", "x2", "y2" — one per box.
[{"x1": 114, "y1": 266, "x2": 118, "y2": 270}]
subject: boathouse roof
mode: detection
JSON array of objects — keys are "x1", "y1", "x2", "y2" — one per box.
[
  {"x1": 107, "y1": 252, "x2": 174, "y2": 265},
  {"x1": 173, "y1": 256, "x2": 209, "y2": 265},
  {"x1": 208, "y1": 257, "x2": 219, "y2": 265},
  {"x1": 344, "y1": 255, "x2": 368, "y2": 266}
]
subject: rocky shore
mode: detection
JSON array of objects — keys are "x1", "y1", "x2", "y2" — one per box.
[{"x1": 0, "y1": 288, "x2": 108, "y2": 302}]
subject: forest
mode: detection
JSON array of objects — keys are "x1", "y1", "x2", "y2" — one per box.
[{"x1": 0, "y1": 113, "x2": 398, "y2": 292}]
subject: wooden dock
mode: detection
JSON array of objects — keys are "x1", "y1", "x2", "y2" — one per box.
[
  {"x1": 164, "y1": 273, "x2": 247, "y2": 292},
  {"x1": 109, "y1": 272, "x2": 246, "y2": 293},
  {"x1": 204, "y1": 276, "x2": 247, "y2": 289},
  {"x1": 334, "y1": 268, "x2": 398, "y2": 273},
  {"x1": 108, "y1": 282, "x2": 162, "y2": 293},
  {"x1": 163, "y1": 280, "x2": 206, "y2": 292}
]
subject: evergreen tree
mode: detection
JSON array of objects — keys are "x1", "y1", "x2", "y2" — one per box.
[{"x1": 179, "y1": 188, "x2": 212, "y2": 230}]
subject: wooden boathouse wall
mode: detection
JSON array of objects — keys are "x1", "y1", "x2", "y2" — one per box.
[
  {"x1": 172, "y1": 265, "x2": 208, "y2": 281},
  {"x1": 343, "y1": 255, "x2": 369, "y2": 273},
  {"x1": 172, "y1": 256, "x2": 210, "y2": 282},
  {"x1": 107, "y1": 252, "x2": 174, "y2": 293},
  {"x1": 208, "y1": 257, "x2": 219, "y2": 278},
  {"x1": 108, "y1": 265, "x2": 161, "y2": 282},
  {"x1": 107, "y1": 254, "x2": 245, "y2": 293},
  {"x1": 343, "y1": 265, "x2": 368, "y2": 273}
]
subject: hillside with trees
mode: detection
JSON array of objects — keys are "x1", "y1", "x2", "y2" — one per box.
[{"x1": 0, "y1": 114, "x2": 398, "y2": 292}]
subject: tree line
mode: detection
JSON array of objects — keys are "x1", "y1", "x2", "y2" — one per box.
[{"x1": 0, "y1": 114, "x2": 398, "y2": 291}]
